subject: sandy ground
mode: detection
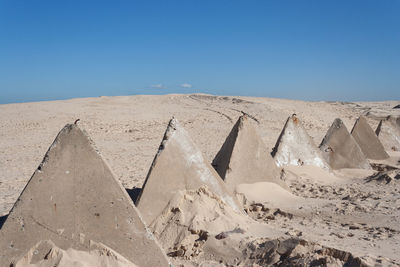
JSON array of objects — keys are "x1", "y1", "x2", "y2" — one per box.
[{"x1": 1, "y1": 94, "x2": 400, "y2": 265}]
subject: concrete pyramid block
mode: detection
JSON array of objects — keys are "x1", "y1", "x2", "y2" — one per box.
[
  {"x1": 0, "y1": 124, "x2": 169, "y2": 266},
  {"x1": 319, "y1": 119, "x2": 371, "y2": 170},
  {"x1": 212, "y1": 115, "x2": 286, "y2": 192},
  {"x1": 271, "y1": 114, "x2": 330, "y2": 169},
  {"x1": 136, "y1": 118, "x2": 242, "y2": 225},
  {"x1": 375, "y1": 116, "x2": 400, "y2": 152},
  {"x1": 350, "y1": 116, "x2": 389, "y2": 160}
]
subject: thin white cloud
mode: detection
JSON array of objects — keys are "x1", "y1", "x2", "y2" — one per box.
[
  {"x1": 151, "y1": 83, "x2": 165, "y2": 89},
  {"x1": 180, "y1": 83, "x2": 192, "y2": 88}
]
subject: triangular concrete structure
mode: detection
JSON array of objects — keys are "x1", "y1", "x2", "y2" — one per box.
[
  {"x1": 136, "y1": 118, "x2": 242, "y2": 225},
  {"x1": 211, "y1": 115, "x2": 286, "y2": 192},
  {"x1": 0, "y1": 124, "x2": 169, "y2": 266},
  {"x1": 319, "y1": 118, "x2": 371, "y2": 170},
  {"x1": 350, "y1": 116, "x2": 389, "y2": 160},
  {"x1": 271, "y1": 114, "x2": 330, "y2": 169},
  {"x1": 376, "y1": 116, "x2": 400, "y2": 152}
]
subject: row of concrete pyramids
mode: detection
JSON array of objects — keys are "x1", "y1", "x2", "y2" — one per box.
[
  {"x1": 273, "y1": 114, "x2": 400, "y2": 170},
  {"x1": 0, "y1": 117, "x2": 277, "y2": 265},
  {"x1": 1, "y1": 114, "x2": 399, "y2": 265},
  {"x1": 273, "y1": 114, "x2": 393, "y2": 170}
]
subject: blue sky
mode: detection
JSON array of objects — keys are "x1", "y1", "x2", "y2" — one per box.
[{"x1": 0, "y1": 0, "x2": 399, "y2": 104}]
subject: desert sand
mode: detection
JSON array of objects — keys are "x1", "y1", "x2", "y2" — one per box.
[{"x1": 1, "y1": 94, "x2": 400, "y2": 266}]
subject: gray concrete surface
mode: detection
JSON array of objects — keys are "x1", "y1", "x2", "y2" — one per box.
[
  {"x1": 319, "y1": 119, "x2": 371, "y2": 170},
  {"x1": 376, "y1": 116, "x2": 400, "y2": 152},
  {"x1": 351, "y1": 116, "x2": 389, "y2": 160},
  {"x1": 136, "y1": 118, "x2": 242, "y2": 225},
  {"x1": 212, "y1": 115, "x2": 285, "y2": 192},
  {"x1": 272, "y1": 114, "x2": 330, "y2": 169},
  {"x1": 0, "y1": 124, "x2": 169, "y2": 266}
]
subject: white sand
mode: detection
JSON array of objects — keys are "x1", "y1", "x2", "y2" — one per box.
[{"x1": 1, "y1": 94, "x2": 399, "y2": 265}]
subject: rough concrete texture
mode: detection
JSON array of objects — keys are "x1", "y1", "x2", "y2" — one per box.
[
  {"x1": 212, "y1": 115, "x2": 285, "y2": 192},
  {"x1": 319, "y1": 118, "x2": 371, "y2": 170},
  {"x1": 0, "y1": 124, "x2": 169, "y2": 266},
  {"x1": 375, "y1": 116, "x2": 400, "y2": 152},
  {"x1": 14, "y1": 240, "x2": 137, "y2": 267},
  {"x1": 136, "y1": 118, "x2": 242, "y2": 225},
  {"x1": 351, "y1": 116, "x2": 389, "y2": 160},
  {"x1": 271, "y1": 114, "x2": 330, "y2": 169}
]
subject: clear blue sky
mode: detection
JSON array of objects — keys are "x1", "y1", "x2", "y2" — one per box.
[{"x1": 0, "y1": 0, "x2": 399, "y2": 104}]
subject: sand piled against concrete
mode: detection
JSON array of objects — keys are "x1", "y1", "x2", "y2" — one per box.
[
  {"x1": 14, "y1": 240, "x2": 137, "y2": 267},
  {"x1": 212, "y1": 115, "x2": 285, "y2": 192},
  {"x1": 150, "y1": 186, "x2": 255, "y2": 260},
  {"x1": 136, "y1": 118, "x2": 241, "y2": 225},
  {"x1": 272, "y1": 114, "x2": 330, "y2": 169},
  {"x1": 351, "y1": 116, "x2": 389, "y2": 160},
  {"x1": 319, "y1": 118, "x2": 371, "y2": 170},
  {"x1": 236, "y1": 182, "x2": 303, "y2": 209},
  {"x1": 150, "y1": 186, "x2": 371, "y2": 266},
  {"x1": 0, "y1": 124, "x2": 169, "y2": 266},
  {"x1": 376, "y1": 116, "x2": 400, "y2": 152}
]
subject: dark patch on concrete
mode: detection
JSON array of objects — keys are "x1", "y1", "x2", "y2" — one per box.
[
  {"x1": 126, "y1": 187, "x2": 142, "y2": 205},
  {"x1": 0, "y1": 214, "x2": 8, "y2": 229}
]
